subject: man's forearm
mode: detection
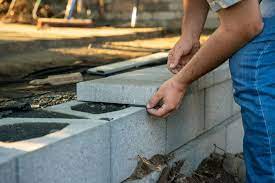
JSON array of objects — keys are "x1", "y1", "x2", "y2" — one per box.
[
  {"x1": 181, "y1": 0, "x2": 209, "y2": 40},
  {"x1": 175, "y1": 0, "x2": 263, "y2": 86}
]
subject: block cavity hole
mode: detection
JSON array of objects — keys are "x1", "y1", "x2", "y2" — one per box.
[
  {"x1": 0, "y1": 123, "x2": 69, "y2": 142},
  {"x1": 71, "y1": 102, "x2": 129, "y2": 114}
]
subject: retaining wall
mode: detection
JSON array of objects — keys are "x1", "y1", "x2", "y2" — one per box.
[{"x1": 0, "y1": 62, "x2": 243, "y2": 183}]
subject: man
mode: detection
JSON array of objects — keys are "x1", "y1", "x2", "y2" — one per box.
[{"x1": 147, "y1": 0, "x2": 275, "y2": 182}]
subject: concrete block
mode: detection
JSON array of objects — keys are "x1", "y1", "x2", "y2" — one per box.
[
  {"x1": 18, "y1": 123, "x2": 110, "y2": 183},
  {"x1": 198, "y1": 62, "x2": 230, "y2": 90},
  {"x1": 78, "y1": 65, "x2": 199, "y2": 106},
  {"x1": 77, "y1": 77, "x2": 163, "y2": 106},
  {"x1": 205, "y1": 80, "x2": 233, "y2": 129},
  {"x1": 0, "y1": 158, "x2": 17, "y2": 183},
  {"x1": 232, "y1": 96, "x2": 241, "y2": 114},
  {"x1": 166, "y1": 91, "x2": 205, "y2": 152},
  {"x1": 0, "y1": 146, "x2": 25, "y2": 183},
  {"x1": 198, "y1": 72, "x2": 214, "y2": 90},
  {"x1": 111, "y1": 108, "x2": 166, "y2": 183},
  {"x1": 213, "y1": 62, "x2": 231, "y2": 84},
  {"x1": 77, "y1": 65, "x2": 172, "y2": 105},
  {"x1": 0, "y1": 118, "x2": 111, "y2": 183},
  {"x1": 46, "y1": 102, "x2": 166, "y2": 183},
  {"x1": 226, "y1": 117, "x2": 244, "y2": 153}
]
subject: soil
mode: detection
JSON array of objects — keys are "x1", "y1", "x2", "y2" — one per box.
[
  {"x1": 0, "y1": 23, "x2": 211, "y2": 116},
  {"x1": 0, "y1": 122, "x2": 68, "y2": 142},
  {"x1": 163, "y1": 153, "x2": 238, "y2": 183},
  {"x1": 7, "y1": 110, "x2": 84, "y2": 119},
  {"x1": 71, "y1": 102, "x2": 129, "y2": 114}
]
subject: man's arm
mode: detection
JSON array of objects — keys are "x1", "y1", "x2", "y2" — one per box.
[
  {"x1": 181, "y1": 0, "x2": 209, "y2": 40},
  {"x1": 175, "y1": 0, "x2": 263, "y2": 86},
  {"x1": 147, "y1": 0, "x2": 263, "y2": 117},
  {"x1": 167, "y1": 0, "x2": 209, "y2": 73}
]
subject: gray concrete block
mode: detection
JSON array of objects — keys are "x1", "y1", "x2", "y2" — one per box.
[
  {"x1": 205, "y1": 80, "x2": 233, "y2": 130},
  {"x1": 0, "y1": 146, "x2": 25, "y2": 183},
  {"x1": 88, "y1": 52, "x2": 168, "y2": 75},
  {"x1": 232, "y1": 96, "x2": 241, "y2": 114},
  {"x1": 0, "y1": 158, "x2": 17, "y2": 183},
  {"x1": 110, "y1": 108, "x2": 166, "y2": 183},
  {"x1": 78, "y1": 65, "x2": 184, "y2": 105},
  {"x1": 226, "y1": 117, "x2": 244, "y2": 153},
  {"x1": 0, "y1": 117, "x2": 111, "y2": 183},
  {"x1": 213, "y1": 62, "x2": 231, "y2": 84},
  {"x1": 17, "y1": 123, "x2": 110, "y2": 183},
  {"x1": 198, "y1": 62, "x2": 231, "y2": 90},
  {"x1": 166, "y1": 91, "x2": 205, "y2": 152},
  {"x1": 78, "y1": 63, "x2": 232, "y2": 106},
  {"x1": 77, "y1": 78, "x2": 162, "y2": 105}
]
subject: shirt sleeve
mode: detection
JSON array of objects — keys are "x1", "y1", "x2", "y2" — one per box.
[{"x1": 207, "y1": 0, "x2": 242, "y2": 12}]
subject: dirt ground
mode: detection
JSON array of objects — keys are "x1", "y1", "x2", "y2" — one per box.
[{"x1": 0, "y1": 23, "x2": 210, "y2": 113}]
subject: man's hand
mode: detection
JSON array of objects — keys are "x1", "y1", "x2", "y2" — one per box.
[
  {"x1": 147, "y1": 78, "x2": 188, "y2": 118},
  {"x1": 167, "y1": 37, "x2": 200, "y2": 74}
]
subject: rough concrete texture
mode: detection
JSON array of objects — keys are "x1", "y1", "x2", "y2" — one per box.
[
  {"x1": 78, "y1": 63, "x2": 230, "y2": 106},
  {"x1": 232, "y1": 93, "x2": 241, "y2": 114},
  {"x1": 205, "y1": 80, "x2": 234, "y2": 130},
  {"x1": 110, "y1": 108, "x2": 166, "y2": 183},
  {"x1": 166, "y1": 91, "x2": 205, "y2": 152},
  {"x1": 226, "y1": 117, "x2": 244, "y2": 153},
  {"x1": 0, "y1": 118, "x2": 110, "y2": 183},
  {"x1": 18, "y1": 124, "x2": 110, "y2": 183},
  {"x1": 198, "y1": 62, "x2": 231, "y2": 90},
  {"x1": 0, "y1": 158, "x2": 17, "y2": 183}
]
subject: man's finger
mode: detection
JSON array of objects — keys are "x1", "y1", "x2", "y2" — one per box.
[
  {"x1": 147, "y1": 92, "x2": 162, "y2": 109},
  {"x1": 169, "y1": 52, "x2": 181, "y2": 69},
  {"x1": 147, "y1": 104, "x2": 172, "y2": 118}
]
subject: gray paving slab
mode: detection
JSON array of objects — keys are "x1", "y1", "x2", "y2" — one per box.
[
  {"x1": 110, "y1": 108, "x2": 166, "y2": 183},
  {"x1": 88, "y1": 52, "x2": 168, "y2": 75},
  {"x1": 166, "y1": 91, "x2": 205, "y2": 152}
]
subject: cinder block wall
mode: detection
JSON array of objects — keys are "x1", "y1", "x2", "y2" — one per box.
[{"x1": 86, "y1": 0, "x2": 218, "y2": 30}]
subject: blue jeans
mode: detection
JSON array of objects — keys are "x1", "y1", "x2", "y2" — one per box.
[{"x1": 230, "y1": 15, "x2": 275, "y2": 182}]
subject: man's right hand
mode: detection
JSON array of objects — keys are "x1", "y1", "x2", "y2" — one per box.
[{"x1": 167, "y1": 37, "x2": 200, "y2": 74}]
